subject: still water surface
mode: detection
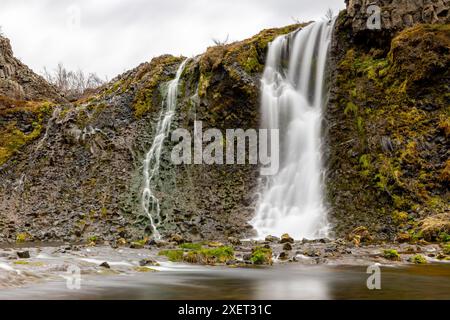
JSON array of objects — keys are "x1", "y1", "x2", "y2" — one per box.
[{"x1": 1, "y1": 264, "x2": 449, "y2": 300}]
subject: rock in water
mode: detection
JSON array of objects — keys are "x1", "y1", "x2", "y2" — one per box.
[
  {"x1": 278, "y1": 251, "x2": 289, "y2": 260},
  {"x1": 99, "y1": 262, "x2": 110, "y2": 269},
  {"x1": 130, "y1": 242, "x2": 144, "y2": 249},
  {"x1": 16, "y1": 251, "x2": 30, "y2": 259},
  {"x1": 280, "y1": 234, "x2": 294, "y2": 244},
  {"x1": 265, "y1": 235, "x2": 280, "y2": 243},
  {"x1": 139, "y1": 259, "x2": 158, "y2": 267}
]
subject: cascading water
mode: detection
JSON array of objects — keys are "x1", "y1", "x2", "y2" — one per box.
[
  {"x1": 141, "y1": 59, "x2": 188, "y2": 239},
  {"x1": 251, "y1": 20, "x2": 335, "y2": 240}
]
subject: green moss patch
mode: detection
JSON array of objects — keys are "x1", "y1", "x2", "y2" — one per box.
[
  {"x1": 409, "y1": 254, "x2": 427, "y2": 264},
  {"x1": 159, "y1": 246, "x2": 235, "y2": 265},
  {"x1": 158, "y1": 249, "x2": 184, "y2": 262},
  {"x1": 383, "y1": 249, "x2": 400, "y2": 261},
  {"x1": 250, "y1": 247, "x2": 273, "y2": 265},
  {"x1": 328, "y1": 22, "x2": 450, "y2": 240},
  {"x1": 0, "y1": 97, "x2": 54, "y2": 165}
]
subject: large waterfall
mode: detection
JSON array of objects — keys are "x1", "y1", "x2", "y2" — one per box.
[
  {"x1": 141, "y1": 59, "x2": 188, "y2": 239},
  {"x1": 251, "y1": 20, "x2": 335, "y2": 240}
]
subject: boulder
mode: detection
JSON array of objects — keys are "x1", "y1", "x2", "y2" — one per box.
[
  {"x1": 345, "y1": 0, "x2": 450, "y2": 35},
  {"x1": 16, "y1": 251, "x2": 30, "y2": 259},
  {"x1": 169, "y1": 234, "x2": 185, "y2": 244},
  {"x1": 280, "y1": 233, "x2": 294, "y2": 244},
  {"x1": 278, "y1": 251, "x2": 289, "y2": 260},
  {"x1": 227, "y1": 237, "x2": 241, "y2": 246},
  {"x1": 139, "y1": 258, "x2": 158, "y2": 267},
  {"x1": 347, "y1": 226, "x2": 373, "y2": 245},
  {"x1": 265, "y1": 235, "x2": 280, "y2": 242},
  {"x1": 396, "y1": 232, "x2": 411, "y2": 243}
]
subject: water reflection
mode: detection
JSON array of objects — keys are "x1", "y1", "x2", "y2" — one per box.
[{"x1": 1, "y1": 264, "x2": 449, "y2": 300}]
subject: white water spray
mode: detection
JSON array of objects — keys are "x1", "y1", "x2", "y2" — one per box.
[
  {"x1": 251, "y1": 20, "x2": 335, "y2": 240},
  {"x1": 141, "y1": 59, "x2": 188, "y2": 239}
]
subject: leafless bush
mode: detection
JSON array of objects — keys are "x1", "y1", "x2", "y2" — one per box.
[
  {"x1": 212, "y1": 34, "x2": 229, "y2": 46},
  {"x1": 42, "y1": 63, "x2": 104, "y2": 99},
  {"x1": 325, "y1": 8, "x2": 334, "y2": 22}
]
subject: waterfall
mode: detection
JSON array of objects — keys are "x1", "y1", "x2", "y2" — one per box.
[
  {"x1": 251, "y1": 20, "x2": 335, "y2": 240},
  {"x1": 141, "y1": 59, "x2": 188, "y2": 240}
]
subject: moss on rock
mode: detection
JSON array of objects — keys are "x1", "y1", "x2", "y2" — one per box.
[
  {"x1": 327, "y1": 21, "x2": 450, "y2": 241},
  {"x1": 0, "y1": 97, "x2": 54, "y2": 165},
  {"x1": 383, "y1": 249, "x2": 401, "y2": 261}
]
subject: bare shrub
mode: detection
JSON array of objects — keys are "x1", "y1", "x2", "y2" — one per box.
[
  {"x1": 212, "y1": 34, "x2": 229, "y2": 46},
  {"x1": 42, "y1": 63, "x2": 104, "y2": 100}
]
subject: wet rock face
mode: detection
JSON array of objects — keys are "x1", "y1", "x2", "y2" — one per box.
[
  {"x1": 346, "y1": 0, "x2": 450, "y2": 33},
  {"x1": 0, "y1": 36, "x2": 63, "y2": 102}
]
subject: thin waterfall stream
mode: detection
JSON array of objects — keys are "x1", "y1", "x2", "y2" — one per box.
[
  {"x1": 141, "y1": 59, "x2": 188, "y2": 239},
  {"x1": 251, "y1": 20, "x2": 335, "y2": 240}
]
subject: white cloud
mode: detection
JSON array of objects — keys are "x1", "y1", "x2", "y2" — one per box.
[{"x1": 0, "y1": 0, "x2": 345, "y2": 79}]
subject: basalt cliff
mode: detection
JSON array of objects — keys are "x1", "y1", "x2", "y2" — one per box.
[{"x1": 0, "y1": 0, "x2": 448, "y2": 246}]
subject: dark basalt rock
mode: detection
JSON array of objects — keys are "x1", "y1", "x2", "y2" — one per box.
[{"x1": 16, "y1": 251, "x2": 30, "y2": 259}]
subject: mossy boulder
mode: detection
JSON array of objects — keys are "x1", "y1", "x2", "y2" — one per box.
[
  {"x1": 383, "y1": 249, "x2": 400, "y2": 261},
  {"x1": 280, "y1": 233, "x2": 294, "y2": 244},
  {"x1": 443, "y1": 244, "x2": 450, "y2": 255},
  {"x1": 416, "y1": 213, "x2": 450, "y2": 242},
  {"x1": 409, "y1": 254, "x2": 427, "y2": 264},
  {"x1": 159, "y1": 245, "x2": 235, "y2": 265},
  {"x1": 250, "y1": 246, "x2": 273, "y2": 265}
]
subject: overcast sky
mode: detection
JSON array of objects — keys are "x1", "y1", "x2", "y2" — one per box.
[{"x1": 0, "y1": 0, "x2": 345, "y2": 80}]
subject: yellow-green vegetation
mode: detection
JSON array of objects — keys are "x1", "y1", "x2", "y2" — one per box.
[
  {"x1": 410, "y1": 230, "x2": 424, "y2": 242},
  {"x1": 440, "y1": 159, "x2": 450, "y2": 183},
  {"x1": 383, "y1": 249, "x2": 400, "y2": 261},
  {"x1": 250, "y1": 247, "x2": 273, "y2": 265},
  {"x1": 416, "y1": 213, "x2": 450, "y2": 242},
  {"x1": 329, "y1": 23, "x2": 450, "y2": 240},
  {"x1": 0, "y1": 96, "x2": 54, "y2": 165},
  {"x1": 196, "y1": 24, "x2": 303, "y2": 100},
  {"x1": 439, "y1": 233, "x2": 450, "y2": 242},
  {"x1": 70, "y1": 101, "x2": 108, "y2": 128},
  {"x1": 13, "y1": 260, "x2": 45, "y2": 267},
  {"x1": 184, "y1": 246, "x2": 235, "y2": 265},
  {"x1": 16, "y1": 232, "x2": 31, "y2": 243},
  {"x1": 88, "y1": 235, "x2": 98, "y2": 243},
  {"x1": 133, "y1": 55, "x2": 183, "y2": 118},
  {"x1": 159, "y1": 246, "x2": 235, "y2": 265},
  {"x1": 133, "y1": 266, "x2": 157, "y2": 273},
  {"x1": 158, "y1": 249, "x2": 184, "y2": 262},
  {"x1": 410, "y1": 254, "x2": 427, "y2": 264},
  {"x1": 131, "y1": 237, "x2": 149, "y2": 247},
  {"x1": 392, "y1": 211, "x2": 409, "y2": 225},
  {"x1": 443, "y1": 244, "x2": 450, "y2": 255}
]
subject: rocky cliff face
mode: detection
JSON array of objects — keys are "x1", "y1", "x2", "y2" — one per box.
[
  {"x1": 0, "y1": 0, "x2": 448, "y2": 245},
  {"x1": 346, "y1": 0, "x2": 449, "y2": 32},
  {"x1": 0, "y1": 36, "x2": 63, "y2": 102},
  {"x1": 326, "y1": 1, "x2": 449, "y2": 242},
  {"x1": 0, "y1": 25, "x2": 299, "y2": 243},
  {"x1": 0, "y1": 36, "x2": 66, "y2": 187}
]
